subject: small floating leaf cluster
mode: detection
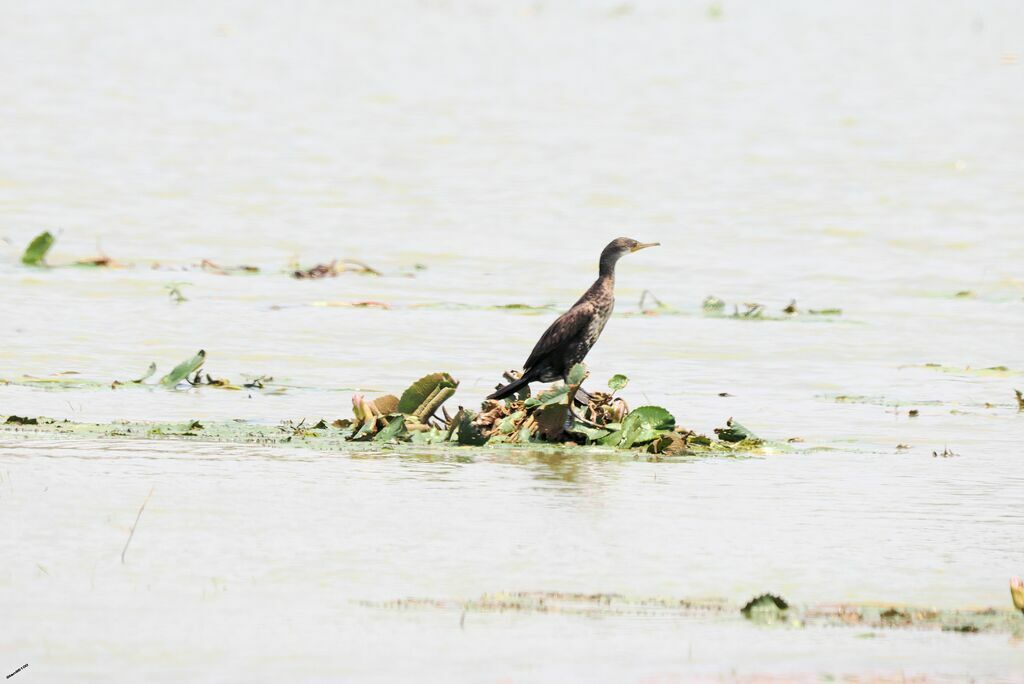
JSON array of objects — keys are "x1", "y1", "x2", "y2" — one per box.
[
  {"x1": 342, "y1": 363, "x2": 765, "y2": 456},
  {"x1": 632, "y1": 290, "x2": 842, "y2": 320},
  {"x1": 14, "y1": 231, "x2": 391, "y2": 277}
]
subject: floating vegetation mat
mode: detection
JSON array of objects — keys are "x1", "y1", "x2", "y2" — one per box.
[
  {"x1": 307, "y1": 362, "x2": 776, "y2": 456},
  {"x1": 0, "y1": 361, "x2": 782, "y2": 459},
  {"x1": 363, "y1": 590, "x2": 1024, "y2": 635}
]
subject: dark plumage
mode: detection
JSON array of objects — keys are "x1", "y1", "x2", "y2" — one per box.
[{"x1": 488, "y1": 237, "x2": 659, "y2": 400}]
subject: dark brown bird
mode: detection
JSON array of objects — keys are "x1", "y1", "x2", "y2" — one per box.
[{"x1": 488, "y1": 237, "x2": 659, "y2": 400}]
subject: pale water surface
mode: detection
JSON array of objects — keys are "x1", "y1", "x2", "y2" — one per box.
[{"x1": 1, "y1": 0, "x2": 1023, "y2": 681}]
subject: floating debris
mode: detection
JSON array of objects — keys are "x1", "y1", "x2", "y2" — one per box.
[
  {"x1": 165, "y1": 283, "x2": 190, "y2": 303},
  {"x1": 75, "y1": 255, "x2": 123, "y2": 268},
  {"x1": 638, "y1": 290, "x2": 673, "y2": 315},
  {"x1": 199, "y1": 260, "x2": 259, "y2": 275},
  {"x1": 292, "y1": 262, "x2": 335, "y2": 279},
  {"x1": 293, "y1": 259, "x2": 381, "y2": 279},
  {"x1": 243, "y1": 375, "x2": 273, "y2": 389},
  {"x1": 932, "y1": 447, "x2": 959, "y2": 458},
  {"x1": 879, "y1": 607, "x2": 912, "y2": 626},
  {"x1": 1015, "y1": 389, "x2": 1023, "y2": 411},
  {"x1": 311, "y1": 301, "x2": 390, "y2": 309},
  {"x1": 702, "y1": 296, "x2": 843, "y2": 319}
]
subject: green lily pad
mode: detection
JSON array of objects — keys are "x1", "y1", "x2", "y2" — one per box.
[
  {"x1": 159, "y1": 350, "x2": 206, "y2": 387},
  {"x1": 607, "y1": 374, "x2": 629, "y2": 392},
  {"x1": 22, "y1": 231, "x2": 55, "y2": 266},
  {"x1": 617, "y1": 406, "x2": 676, "y2": 448}
]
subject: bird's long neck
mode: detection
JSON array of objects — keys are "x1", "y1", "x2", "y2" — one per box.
[{"x1": 598, "y1": 252, "x2": 619, "y2": 281}]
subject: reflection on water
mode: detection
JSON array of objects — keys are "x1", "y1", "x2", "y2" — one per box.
[{"x1": 2, "y1": 0, "x2": 1023, "y2": 679}]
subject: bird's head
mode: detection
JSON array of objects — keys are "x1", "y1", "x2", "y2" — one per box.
[{"x1": 600, "y1": 237, "x2": 659, "y2": 273}]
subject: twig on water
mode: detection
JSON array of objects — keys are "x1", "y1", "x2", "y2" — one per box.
[{"x1": 121, "y1": 486, "x2": 155, "y2": 564}]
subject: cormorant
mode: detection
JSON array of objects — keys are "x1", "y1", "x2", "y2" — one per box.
[{"x1": 488, "y1": 237, "x2": 659, "y2": 400}]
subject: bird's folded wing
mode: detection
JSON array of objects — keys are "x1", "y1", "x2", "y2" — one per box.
[{"x1": 523, "y1": 301, "x2": 595, "y2": 369}]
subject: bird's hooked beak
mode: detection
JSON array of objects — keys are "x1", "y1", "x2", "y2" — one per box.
[{"x1": 630, "y1": 242, "x2": 660, "y2": 252}]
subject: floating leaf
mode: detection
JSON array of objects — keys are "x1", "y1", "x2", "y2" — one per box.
[
  {"x1": 132, "y1": 363, "x2": 157, "y2": 384},
  {"x1": 741, "y1": 594, "x2": 789, "y2": 624},
  {"x1": 397, "y1": 372, "x2": 459, "y2": 419},
  {"x1": 616, "y1": 406, "x2": 675, "y2": 448},
  {"x1": 374, "y1": 415, "x2": 408, "y2": 442},
  {"x1": 159, "y1": 350, "x2": 206, "y2": 387},
  {"x1": 703, "y1": 295, "x2": 726, "y2": 311},
  {"x1": 22, "y1": 231, "x2": 55, "y2": 266},
  {"x1": 569, "y1": 424, "x2": 610, "y2": 441},
  {"x1": 714, "y1": 418, "x2": 757, "y2": 443},
  {"x1": 608, "y1": 374, "x2": 629, "y2": 392}
]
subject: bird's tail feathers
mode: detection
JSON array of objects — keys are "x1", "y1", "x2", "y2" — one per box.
[{"x1": 487, "y1": 371, "x2": 535, "y2": 401}]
